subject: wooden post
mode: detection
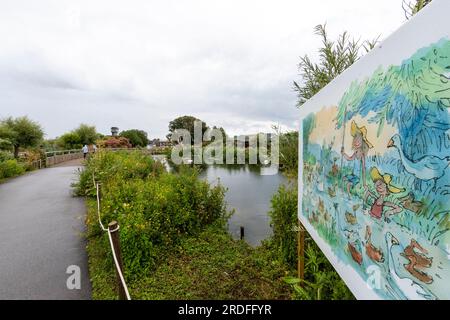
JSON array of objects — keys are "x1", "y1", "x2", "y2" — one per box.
[
  {"x1": 240, "y1": 226, "x2": 245, "y2": 240},
  {"x1": 298, "y1": 219, "x2": 305, "y2": 284},
  {"x1": 108, "y1": 221, "x2": 126, "y2": 300}
]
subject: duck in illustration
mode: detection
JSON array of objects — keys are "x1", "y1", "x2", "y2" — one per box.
[
  {"x1": 316, "y1": 197, "x2": 331, "y2": 221},
  {"x1": 345, "y1": 211, "x2": 358, "y2": 225},
  {"x1": 307, "y1": 174, "x2": 312, "y2": 183},
  {"x1": 364, "y1": 226, "x2": 384, "y2": 263},
  {"x1": 385, "y1": 233, "x2": 435, "y2": 300},
  {"x1": 328, "y1": 186, "x2": 336, "y2": 198},
  {"x1": 398, "y1": 192, "x2": 424, "y2": 214},
  {"x1": 308, "y1": 211, "x2": 319, "y2": 224},
  {"x1": 323, "y1": 209, "x2": 331, "y2": 222},
  {"x1": 400, "y1": 239, "x2": 433, "y2": 284},
  {"x1": 387, "y1": 134, "x2": 450, "y2": 191},
  {"x1": 330, "y1": 157, "x2": 339, "y2": 177},
  {"x1": 348, "y1": 241, "x2": 363, "y2": 265},
  {"x1": 318, "y1": 198, "x2": 325, "y2": 214}
]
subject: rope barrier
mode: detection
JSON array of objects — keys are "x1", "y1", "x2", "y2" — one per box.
[
  {"x1": 92, "y1": 172, "x2": 131, "y2": 300},
  {"x1": 95, "y1": 182, "x2": 107, "y2": 232}
]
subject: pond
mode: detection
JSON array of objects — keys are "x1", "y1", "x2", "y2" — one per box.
[{"x1": 199, "y1": 165, "x2": 287, "y2": 246}]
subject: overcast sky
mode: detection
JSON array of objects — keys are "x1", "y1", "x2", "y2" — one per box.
[{"x1": 0, "y1": 0, "x2": 407, "y2": 139}]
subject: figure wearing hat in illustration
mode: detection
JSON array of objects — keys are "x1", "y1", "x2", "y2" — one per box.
[
  {"x1": 341, "y1": 121, "x2": 374, "y2": 197},
  {"x1": 364, "y1": 167, "x2": 404, "y2": 222}
]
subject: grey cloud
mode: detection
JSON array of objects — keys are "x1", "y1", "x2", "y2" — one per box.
[{"x1": 0, "y1": 0, "x2": 406, "y2": 139}]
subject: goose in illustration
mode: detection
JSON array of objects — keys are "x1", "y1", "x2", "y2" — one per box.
[
  {"x1": 387, "y1": 134, "x2": 450, "y2": 190},
  {"x1": 385, "y1": 233, "x2": 435, "y2": 300},
  {"x1": 364, "y1": 226, "x2": 384, "y2": 263}
]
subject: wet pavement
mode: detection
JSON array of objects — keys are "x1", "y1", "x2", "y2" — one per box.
[{"x1": 0, "y1": 165, "x2": 91, "y2": 299}]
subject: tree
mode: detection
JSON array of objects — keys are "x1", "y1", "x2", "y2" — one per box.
[
  {"x1": 58, "y1": 132, "x2": 82, "y2": 150},
  {"x1": 285, "y1": 25, "x2": 378, "y2": 176},
  {"x1": 168, "y1": 116, "x2": 208, "y2": 145},
  {"x1": 294, "y1": 24, "x2": 378, "y2": 107},
  {"x1": 206, "y1": 126, "x2": 227, "y2": 144},
  {"x1": 0, "y1": 116, "x2": 44, "y2": 158},
  {"x1": 0, "y1": 138, "x2": 12, "y2": 151},
  {"x1": 41, "y1": 138, "x2": 59, "y2": 152},
  {"x1": 97, "y1": 136, "x2": 132, "y2": 149},
  {"x1": 73, "y1": 124, "x2": 98, "y2": 145},
  {"x1": 57, "y1": 124, "x2": 99, "y2": 149},
  {"x1": 120, "y1": 129, "x2": 149, "y2": 147},
  {"x1": 402, "y1": 0, "x2": 433, "y2": 19},
  {"x1": 214, "y1": 126, "x2": 227, "y2": 139}
]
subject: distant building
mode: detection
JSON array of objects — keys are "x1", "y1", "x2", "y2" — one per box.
[
  {"x1": 149, "y1": 138, "x2": 172, "y2": 147},
  {"x1": 159, "y1": 140, "x2": 172, "y2": 147},
  {"x1": 111, "y1": 127, "x2": 119, "y2": 137}
]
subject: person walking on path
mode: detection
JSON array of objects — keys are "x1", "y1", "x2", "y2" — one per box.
[{"x1": 82, "y1": 144, "x2": 89, "y2": 159}]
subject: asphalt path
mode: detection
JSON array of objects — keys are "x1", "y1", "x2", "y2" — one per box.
[{"x1": 0, "y1": 164, "x2": 91, "y2": 299}]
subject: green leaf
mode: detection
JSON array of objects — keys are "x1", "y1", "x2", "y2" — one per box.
[{"x1": 283, "y1": 276, "x2": 301, "y2": 285}]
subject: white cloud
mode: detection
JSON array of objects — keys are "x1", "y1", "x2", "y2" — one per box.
[{"x1": 0, "y1": 0, "x2": 406, "y2": 139}]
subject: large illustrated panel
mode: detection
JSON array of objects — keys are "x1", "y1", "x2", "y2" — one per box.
[{"x1": 300, "y1": 37, "x2": 450, "y2": 300}]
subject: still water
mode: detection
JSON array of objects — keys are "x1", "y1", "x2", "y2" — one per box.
[{"x1": 200, "y1": 165, "x2": 287, "y2": 246}]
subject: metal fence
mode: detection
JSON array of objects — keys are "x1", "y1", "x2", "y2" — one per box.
[
  {"x1": 29, "y1": 147, "x2": 160, "y2": 169},
  {"x1": 45, "y1": 149, "x2": 83, "y2": 167}
]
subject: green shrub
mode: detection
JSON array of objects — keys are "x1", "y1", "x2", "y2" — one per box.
[
  {"x1": 269, "y1": 183, "x2": 299, "y2": 268},
  {"x1": 76, "y1": 151, "x2": 227, "y2": 279},
  {"x1": 0, "y1": 150, "x2": 13, "y2": 162},
  {"x1": 0, "y1": 159, "x2": 26, "y2": 180},
  {"x1": 278, "y1": 131, "x2": 299, "y2": 177},
  {"x1": 75, "y1": 151, "x2": 166, "y2": 197}
]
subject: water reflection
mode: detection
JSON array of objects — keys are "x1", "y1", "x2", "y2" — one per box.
[{"x1": 200, "y1": 165, "x2": 287, "y2": 246}]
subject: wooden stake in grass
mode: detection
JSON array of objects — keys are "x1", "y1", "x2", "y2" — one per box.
[
  {"x1": 108, "y1": 221, "x2": 127, "y2": 300},
  {"x1": 298, "y1": 219, "x2": 305, "y2": 285}
]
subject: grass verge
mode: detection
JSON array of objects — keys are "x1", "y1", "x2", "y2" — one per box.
[{"x1": 85, "y1": 199, "x2": 292, "y2": 300}]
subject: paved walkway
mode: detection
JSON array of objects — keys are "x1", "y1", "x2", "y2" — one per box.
[
  {"x1": 0, "y1": 165, "x2": 91, "y2": 299},
  {"x1": 52, "y1": 158, "x2": 84, "y2": 167}
]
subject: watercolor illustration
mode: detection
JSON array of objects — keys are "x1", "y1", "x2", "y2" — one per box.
[{"x1": 301, "y1": 39, "x2": 450, "y2": 300}]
